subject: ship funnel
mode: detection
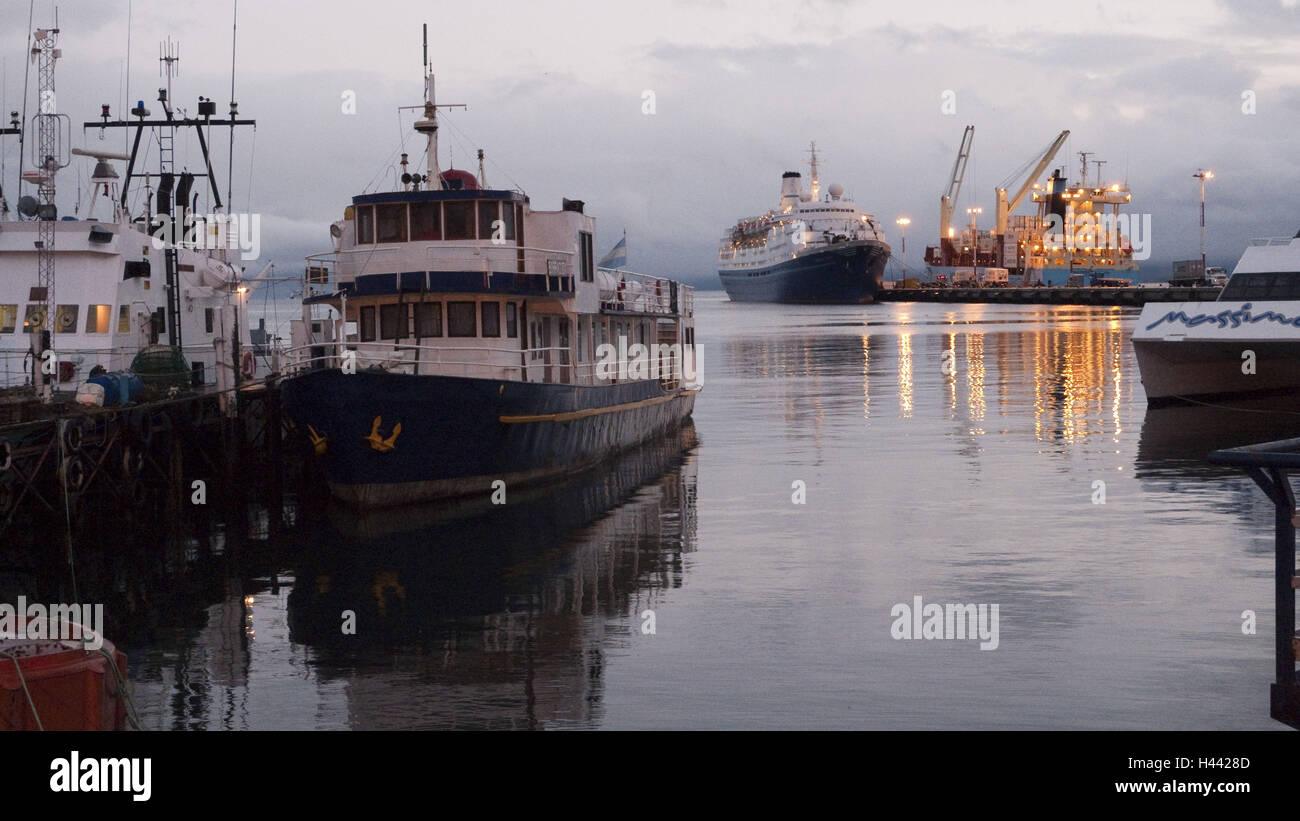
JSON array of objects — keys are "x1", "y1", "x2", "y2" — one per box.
[{"x1": 780, "y1": 171, "x2": 802, "y2": 209}]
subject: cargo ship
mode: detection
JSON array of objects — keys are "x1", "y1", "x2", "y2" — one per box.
[
  {"x1": 283, "y1": 30, "x2": 701, "y2": 507},
  {"x1": 924, "y1": 126, "x2": 1140, "y2": 287},
  {"x1": 717, "y1": 144, "x2": 890, "y2": 303}
]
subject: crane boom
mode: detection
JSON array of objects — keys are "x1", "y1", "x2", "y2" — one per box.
[
  {"x1": 939, "y1": 125, "x2": 974, "y2": 241},
  {"x1": 995, "y1": 129, "x2": 1069, "y2": 234}
]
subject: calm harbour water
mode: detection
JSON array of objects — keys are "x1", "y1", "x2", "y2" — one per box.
[{"x1": 115, "y1": 293, "x2": 1300, "y2": 728}]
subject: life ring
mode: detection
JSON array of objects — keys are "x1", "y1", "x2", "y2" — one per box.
[
  {"x1": 61, "y1": 419, "x2": 83, "y2": 453},
  {"x1": 60, "y1": 456, "x2": 87, "y2": 492},
  {"x1": 121, "y1": 443, "x2": 144, "y2": 478},
  {"x1": 241, "y1": 350, "x2": 256, "y2": 380},
  {"x1": 0, "y1": 440, "x2": 11, "y2": 473}
]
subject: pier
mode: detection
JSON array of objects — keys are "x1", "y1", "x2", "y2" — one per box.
[
  {"x1": 878, "y1": 285, "x2": 1222, "y2": 306},
  {"x1": 1209, "y1": 438, "x2": 1300, "y2": 730},
  {"x1": 0, "y1": 376, "x2": 304, "y2": 545}
]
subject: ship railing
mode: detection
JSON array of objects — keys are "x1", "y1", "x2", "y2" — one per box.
[
  {"x1": 304, "y1": 245, "x2": 577, "y2": 296},
  {"x1": 281, "y1": 341, "x2": 696, "y2": 388},
  {"x1": 599, "y1": 268, "x2": 694, "y2": 317},
  {"x1": 0, "y1": 342, "x2": 237, "y2": 390}
]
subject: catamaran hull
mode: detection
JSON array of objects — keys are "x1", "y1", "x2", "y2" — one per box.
[
  {"x1": 718, "y1": 240, "x2": 889, "y2": 304},
  {"x1": 282, "y1": 369, "x2": 699, "y2": 507}
]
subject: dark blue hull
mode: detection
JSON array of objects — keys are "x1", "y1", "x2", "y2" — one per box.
[
  {"x1": 282, "y1": 369, "x2": 698, "y2": 507},
  {"x1": 718, "y1": 240, "x2": 889, "y2": 304}
]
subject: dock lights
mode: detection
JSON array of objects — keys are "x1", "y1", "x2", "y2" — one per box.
[
  {"x1": 896, "y1": 217, "x2": 910, "y2": 280},
  {"x1": 1194, "y1": 169, "x2": 1214, "y2": 270}
]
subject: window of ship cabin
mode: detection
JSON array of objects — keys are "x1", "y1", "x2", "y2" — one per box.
[
  {"x1": 380, "y1": 303, "x2": 408, "y2": 339},
  {"x1": 447, "y1": 301, "x2": 477, "y2": 337},
  {"x1": 478, "y1": 201, "x2": 500, "y2": 241},
  {"x1": 502, "y1": 202, "x2": 516, "y2": 241},
  {"x1": 205, "y1": 308, "x2": 215, "y2": 334},
  {"x1": 355, "y1": 206, "x2": 375, "y2": 244},
  {"x1": 55, "y1": 304, "x2": 80, "y2": 334},
  {"x1": 444, "y1": 201, "x2": 475, "y2": 241},
  {"x1": 85, "y1": 305, "x2": 112, "y2": 334},
  {"x1": 359, "y1": 306, "x2": 377, "y2": 341},
  {"x1": 579, "y1": 231, "x2": 594, "y2": 282},
  {"x1": 0, "y1": 305, "x2": 16, "y2": 333},
  {"x1": 376, "y1": 204, "x2": 408, "y2": 243},
  {"x1": 117, "y1": 305, "x2": 131, "y2": 333},
  {"x1": 481, "y1": 301, "x2": 500, "y2": 337},
  {"x1": 505, "y1": 302, "x2": 518, "y2": 338},
  {"x1": 410, "y1": 201, "x2": 442, "y2": 241},
  {"x1": 23, "y1": 305, "x2": 43, "y2": 332},
  {"x1": 414, "y1": 302, "x2": 442, "y2": 337}
]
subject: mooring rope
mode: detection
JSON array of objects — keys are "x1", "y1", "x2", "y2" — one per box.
[
  {"x1": 1168, "y1": 394, "x2": 1300, "y2": 417},
  {"x1": 58, "y1": 419, "x2": 79, "y2": 602},
  {"x1": 94, "y1": 646, "x2": 142, "y2": 731},
  {"x1": 1, "y1": 650, "x2": 44, "y2": 731}
]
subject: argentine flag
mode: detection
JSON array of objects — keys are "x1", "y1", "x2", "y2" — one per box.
[{"x1": 598, "y1": 234, "x2": 628, "y2": 270}]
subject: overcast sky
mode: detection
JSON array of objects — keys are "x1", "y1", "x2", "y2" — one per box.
[{"x1": 2, "y1": 0, "x2": 1299, "y2": 287}]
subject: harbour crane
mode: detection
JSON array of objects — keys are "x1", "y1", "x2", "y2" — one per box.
[
  {"x1": 994, "y1": 130, "x2": 1069, "y2": 235},
  {"x1": 939, "y1": 125, "x2": 974, "y2": 242}
]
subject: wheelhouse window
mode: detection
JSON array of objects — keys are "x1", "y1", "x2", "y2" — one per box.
[
  {"x1": 0, "y1": 304, "x2": 16, "y2": 333},
  {"x1": 579, "y1": 231, "x2": 594, "y2": 282},
  {"x1": 376, "y1": 204, "x2": 408, "y2": 243},
  {"x1": 1219, "y1": 272, "x2": 1300, "y2": 301},
  {"x1": 359, "y1": 306, "x2": 377, "y2": 341},
  {"x1": 505, "y1": 302, "x2": 518, "y2": 338},
  {"x1": 414, "y1": 302, "x2": 442, "y2": 337},
  {"x1": 55, "y1": 304, "x2": 80, "y2": 334},
  {"x1": 444, "y1": 201, "x2": 475, "y2": 241},
  {"x1": 502, "y1": 202, "x2": 516, "y2": 241},
  {"x1": 85, "y1": 304, "x2": 112, "y2": 334},
  {"x1": 410, "y1": 201, "x2": 442, "y2": 241},
  {"x1": 478, "y1": 201, "x2": 500, "y2": 241},
  {"x1": 380, "y1": 303, "x2": 407, "y2": 339},
  {"x1": 447, "y1": 301, "x2": 477, "y2": 337},
  {"x1": 355, "y1": 206, "x2": 375, "y2": 244},
  {"x1": 481, "y1": 301, "x2": 500, "y2": 337}
]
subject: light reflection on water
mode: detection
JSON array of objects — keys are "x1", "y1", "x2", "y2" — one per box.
[{"x1": 109, "y1": 294, "x2": 1298, "y2": 729}]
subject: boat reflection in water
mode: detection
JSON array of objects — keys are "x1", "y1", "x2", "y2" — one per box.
[
  {"x1": 1135, "y1": 398, "x2": 1300, "y2": 481},
  {"x1": 286, "y1": 423, "x2": 699, "y2": 729}
]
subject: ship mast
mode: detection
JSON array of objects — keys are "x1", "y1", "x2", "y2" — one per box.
[
  {"x1": 412, "y1": 24, "x2": 465, "y2": 187},
  {"x1": 29, "y1": 24, "x2": 69, "y2": 402}
]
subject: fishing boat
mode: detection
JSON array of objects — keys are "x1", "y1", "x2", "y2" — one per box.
[
  {"x1": 717, "y1": 143, "x2": 890, "y2": 303},
  {"x1": 1133, "y1": 231, "x2": 1300, "y2": 405},
  {"x1": 0, "y1": 25, "x2": 260, "y2": 403},
  {"x1": 283, "y1": 29, "x2": 701, "y2": 507}
]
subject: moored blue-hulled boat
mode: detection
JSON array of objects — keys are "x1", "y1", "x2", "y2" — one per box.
[{"x1": 284, "y1": 37, "x2": 700, "y2": 507}]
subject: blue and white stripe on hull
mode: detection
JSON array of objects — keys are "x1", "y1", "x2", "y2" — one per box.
[{"x1": 718, "y1": 240, "x2": 889, "y2": 304}]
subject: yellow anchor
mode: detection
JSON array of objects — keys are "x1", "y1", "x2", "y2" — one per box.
[
  {"x1": 306, "y1": 424, "x2": 328, "y2": 455},
  {"x1": 365, "y1": 415, "x2": 402, "y2": 452}
]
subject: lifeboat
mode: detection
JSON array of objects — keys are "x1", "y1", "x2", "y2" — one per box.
[{"x1": 0, "y1": 622, "x2": 129, "y2": 731}]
